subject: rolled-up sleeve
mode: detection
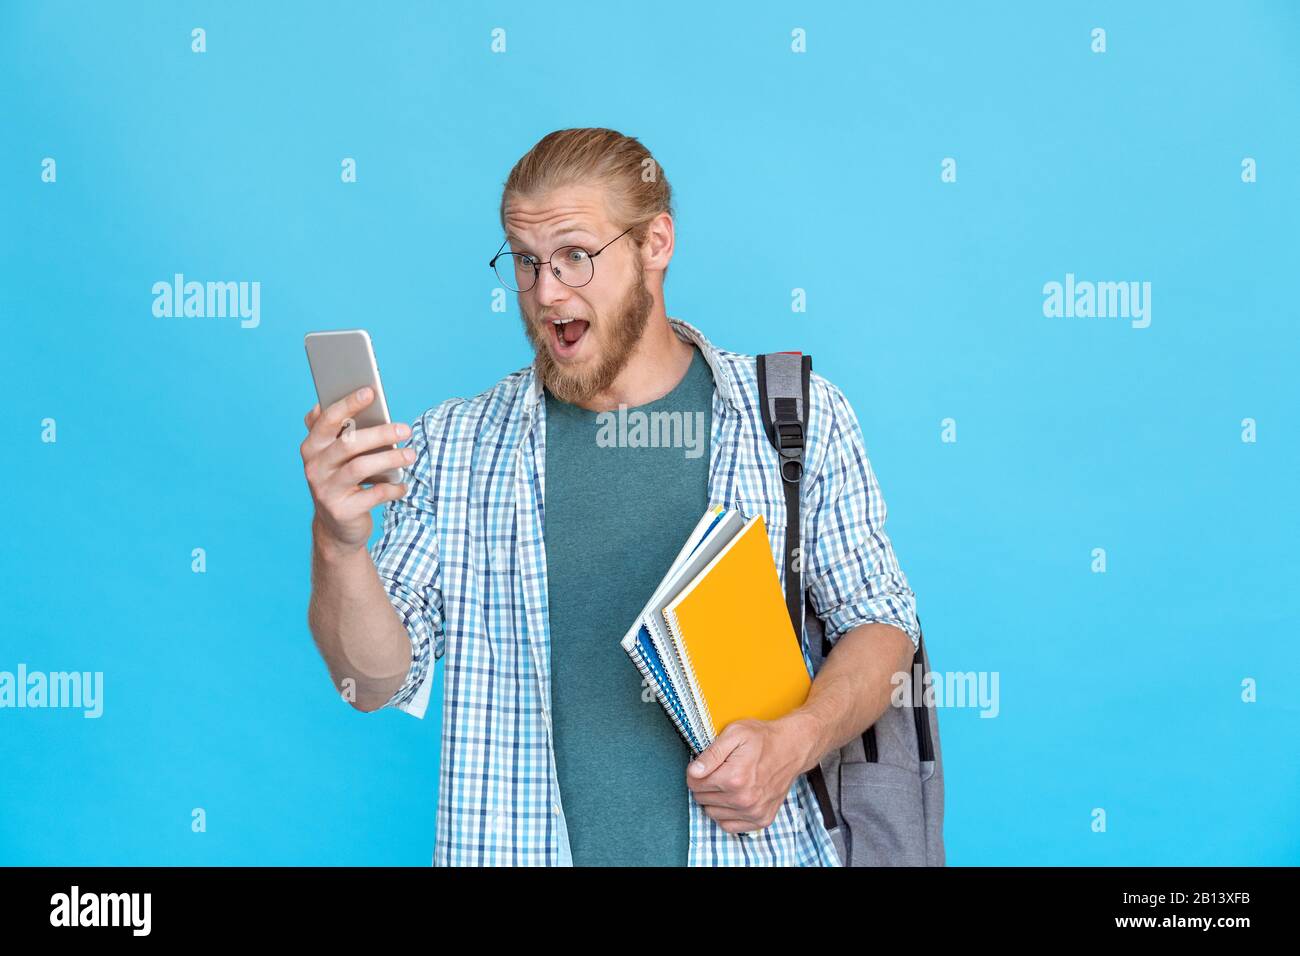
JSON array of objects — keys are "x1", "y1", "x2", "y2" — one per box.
[
  {"x1": 804, "y1": 380, "x2": 920, "y2": 650},
  {"x1": 367, "y1": 402, "x2": 453, "y2": 719}
]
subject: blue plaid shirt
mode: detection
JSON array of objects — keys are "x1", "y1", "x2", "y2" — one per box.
[{"x1": 370, "y1": 317, "x2": 920, "y2": 866}]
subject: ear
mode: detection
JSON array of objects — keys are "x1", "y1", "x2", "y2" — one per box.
[{"x1": 640, "y1": 211, "x2": 674, "y2": 273}]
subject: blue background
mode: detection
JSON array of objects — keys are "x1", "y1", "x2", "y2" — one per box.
[{"x1": 2, "y1": 0, "x2": 1296, "y2": 865}]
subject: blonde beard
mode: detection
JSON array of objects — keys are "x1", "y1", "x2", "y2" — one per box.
[{"x1": 523, "y1": 260, "x2": 656, "y2": 407}]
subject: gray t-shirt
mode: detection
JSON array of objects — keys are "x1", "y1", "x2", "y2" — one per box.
[{"x1": 543, "y1": 343, "x2": 714, "y2": 865}]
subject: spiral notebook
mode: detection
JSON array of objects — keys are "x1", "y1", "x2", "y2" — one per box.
[{"x1": 619, "y1": 506, "x2": 812, "y2": 753}]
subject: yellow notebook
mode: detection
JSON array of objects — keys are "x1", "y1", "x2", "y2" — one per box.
[{"x1": 661, "y1": 514, "x2": 811, "y2": 741}]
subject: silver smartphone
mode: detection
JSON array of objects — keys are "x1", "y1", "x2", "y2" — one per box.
[{"x1": 304, "y1": 329, "x2": 404, "y2": 485}]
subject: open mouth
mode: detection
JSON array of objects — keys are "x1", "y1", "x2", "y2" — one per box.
[{"x1": 549, "y1": 317, "x2": 590, "y2": 357}]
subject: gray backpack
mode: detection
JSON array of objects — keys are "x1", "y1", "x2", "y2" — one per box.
[{"x1": 757, "y1": 351, "x2": 945, "y2": 867}]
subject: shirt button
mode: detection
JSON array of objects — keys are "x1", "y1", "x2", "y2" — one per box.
[{"x1": 552, "y1": 802, "x2": 561, "y2": 816}]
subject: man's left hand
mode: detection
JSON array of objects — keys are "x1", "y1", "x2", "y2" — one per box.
[{"x1": 685, "y1": 714, "x2": 818, "y2": 834}]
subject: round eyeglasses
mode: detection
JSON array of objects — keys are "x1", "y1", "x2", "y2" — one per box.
[{"x1": 488, "y1": 225, "x2": 634, "y2": 293}]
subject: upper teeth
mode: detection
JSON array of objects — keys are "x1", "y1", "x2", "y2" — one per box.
[{"x1": 552, "y1": 318, "x2": 577, "y2": 325}]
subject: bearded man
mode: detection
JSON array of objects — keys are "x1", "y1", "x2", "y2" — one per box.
[{"x1": 301, "y1": 128, "x2": 920, "y2": 867}]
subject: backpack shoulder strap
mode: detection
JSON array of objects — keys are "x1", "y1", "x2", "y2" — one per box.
[
  {"x1": 756, "y1": 351, "x2": 812, "y2": 632},
  {"x1": 757, "y1": 351, "x2": 841, "y2": 834}
]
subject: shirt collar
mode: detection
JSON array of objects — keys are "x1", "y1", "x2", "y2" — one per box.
[{"x1": 521, "y1": 316, "x2": 741, "y2": 416}]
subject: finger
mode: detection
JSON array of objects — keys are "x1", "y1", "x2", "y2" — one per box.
[
  {"x1": 329, "y1": 446, "x2": 416, "y2": 494},
  {"x1": 304, "y1": 387, "x2": 376, "y2": 454},
  {"x1": 703, "y1": 809, "x2": 760, "y2": 828},
  {"x1": 304, "y1": 402, "x2": 321, "y2": 430},
  {"x1": 688, "y1": 729, "x2": 746, "y2": 781},
  {"x1": 687, "y1": 771, "x2": 738, "y2": 795},
  {"x1": 350, "y1": 481, "x2": 408, "y2": 511},
  {"x1": 701, "y1": 799, "x2": 775, "y2": 827},
  {"x1": 690, "y1": 789, "x2": 745, "y2": 811},
  {"x1": 715, "y1": 818, "x2": 764, "y2": 835},
  {"x1": 320, "y1": 421, "x2": 411, "y2": 469}
]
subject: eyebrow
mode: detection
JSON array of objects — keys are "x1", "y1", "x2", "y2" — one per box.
[{"x1": 505, "y1": 226, "x2": 594, "y2": 252}]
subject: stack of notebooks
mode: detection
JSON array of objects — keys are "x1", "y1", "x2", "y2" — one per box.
[{"x1": 620, "y1": 505, "x2": 812, "y2": 754}]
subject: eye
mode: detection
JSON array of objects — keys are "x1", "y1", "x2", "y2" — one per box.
[{"x1": 562, "y1": 247, "x2": 591, "y2": 264}]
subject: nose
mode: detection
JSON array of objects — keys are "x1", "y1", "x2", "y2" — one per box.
[{"x1": 531, "y1": 260, "x2": 570, "y2": 308}]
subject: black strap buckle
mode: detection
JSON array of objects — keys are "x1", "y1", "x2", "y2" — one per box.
[
  {"x1": 775, "y1": 418, "x2": 804, "y2": 481},
  {"x1": 776, "y1": 419, "x2": 804, "y2": 454}
]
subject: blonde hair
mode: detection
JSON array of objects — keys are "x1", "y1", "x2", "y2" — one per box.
[{"x1": 499, "y1": 128, "x2": 674, "y2": 270}]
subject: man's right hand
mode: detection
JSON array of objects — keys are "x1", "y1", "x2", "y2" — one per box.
[{"x1": 301, "y1": 386, "x2": 416, "y2": 555}]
